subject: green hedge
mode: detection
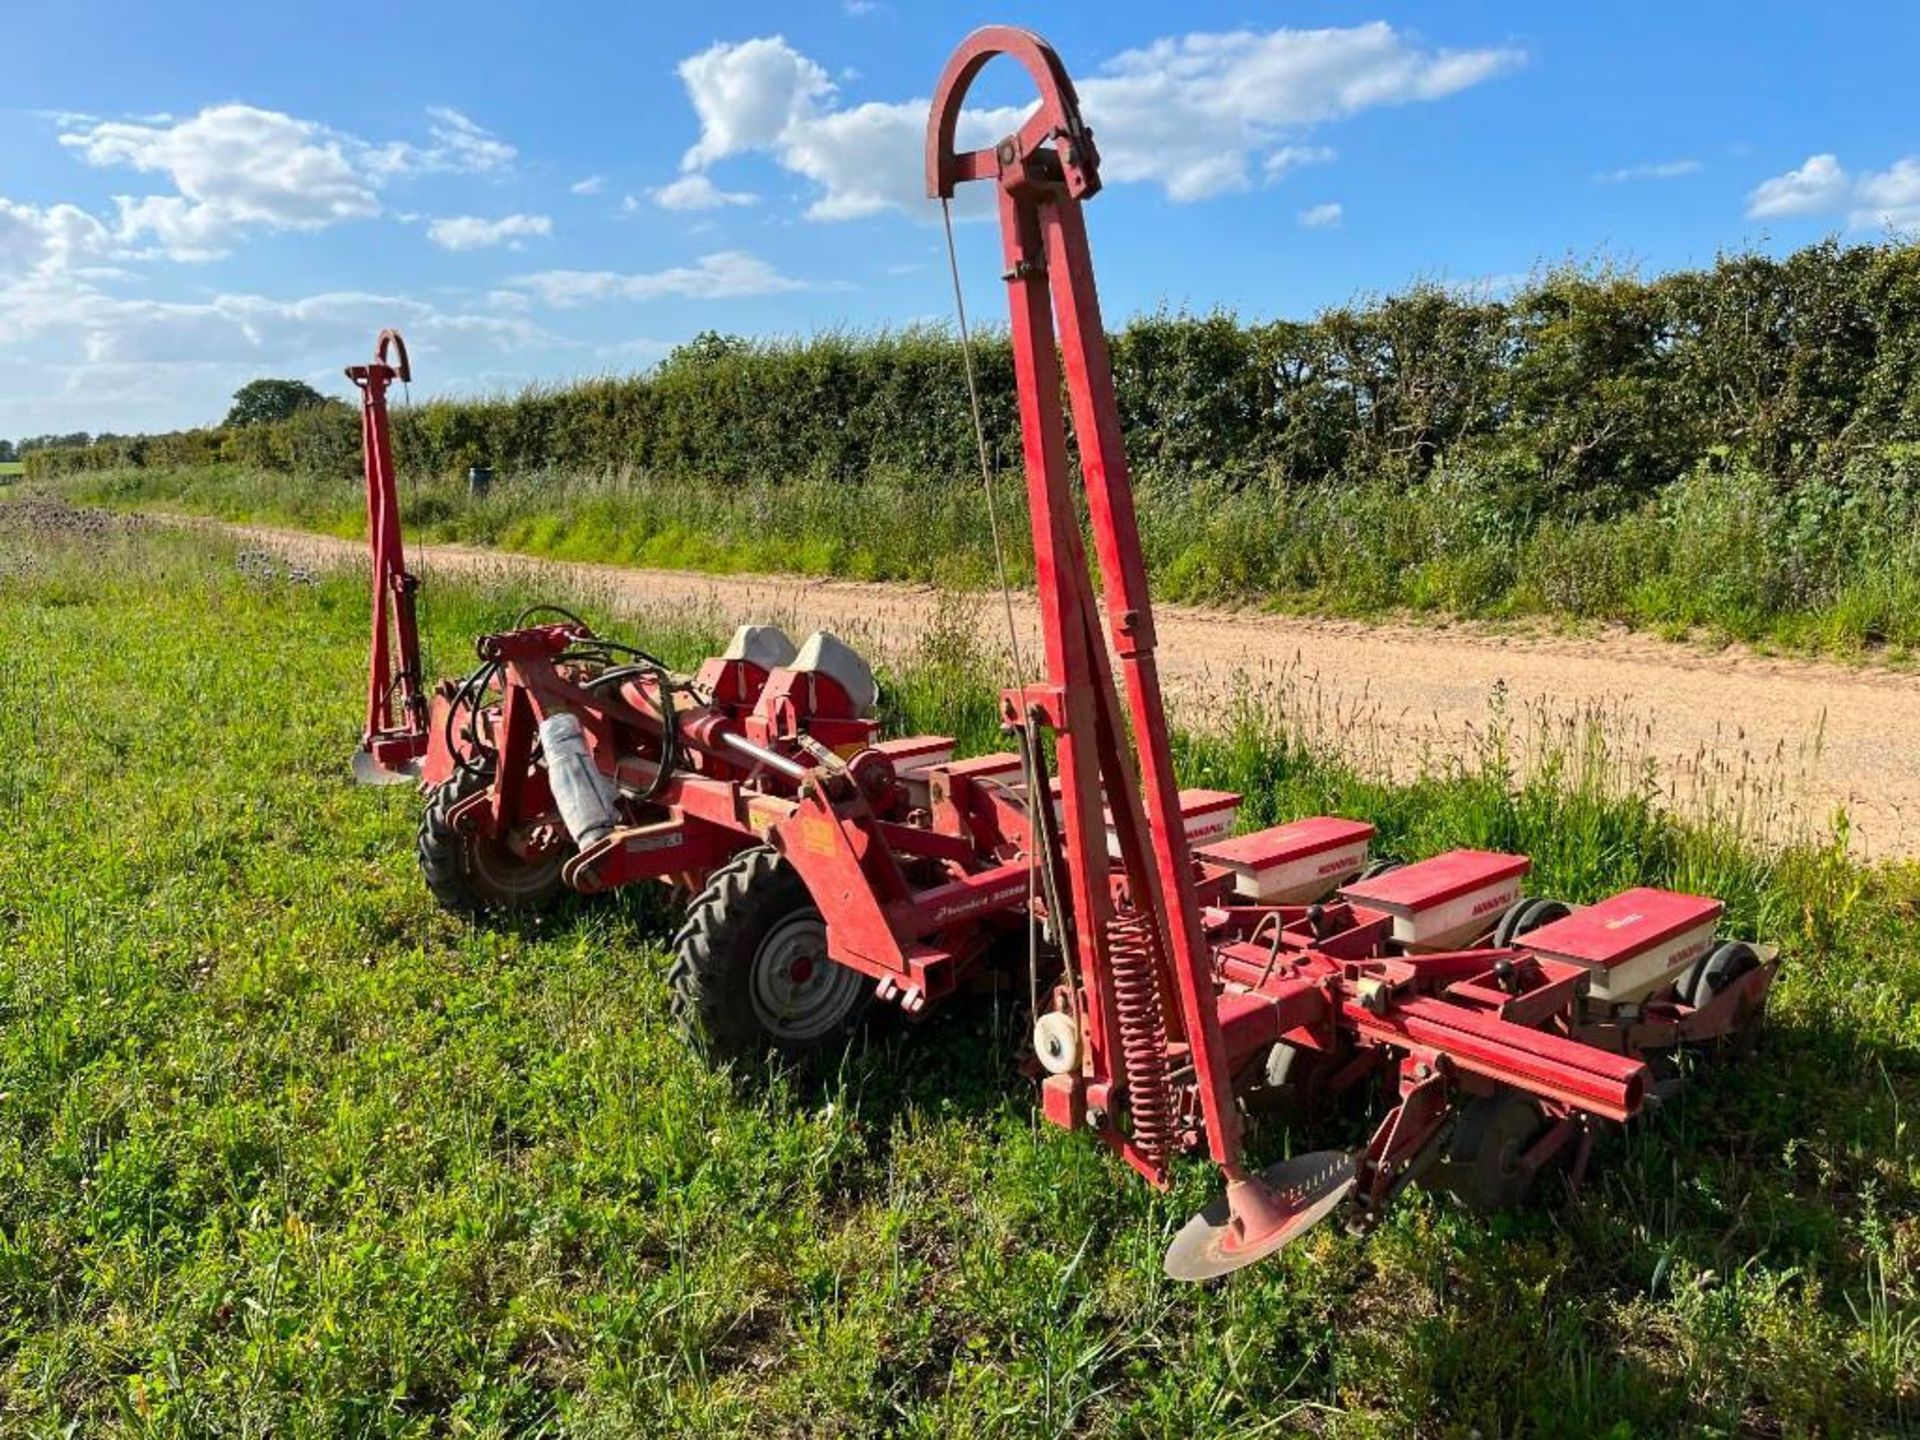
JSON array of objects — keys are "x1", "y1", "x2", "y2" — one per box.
[{"x1": 27, "y1": 239, "x2": 1920, "y2": 500}]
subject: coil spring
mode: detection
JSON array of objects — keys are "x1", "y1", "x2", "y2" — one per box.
[{"x1": 1106, "y1": 909, "x2": 1177, "y2": 1167}]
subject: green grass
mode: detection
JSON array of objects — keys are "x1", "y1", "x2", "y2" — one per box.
[
  {"x1": 0, "y1": 463, "x2": 22, "y2": 480},
  {"x1": 0, "y1": 504, "x2": 1916, "y2": 1433},
  {"x1": 43, "y1": 458, "x2": 1920, "y2": 663}
]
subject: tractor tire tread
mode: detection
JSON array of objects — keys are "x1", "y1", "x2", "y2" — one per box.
[
  {"x1": 416, "y1": 766, "x2": 567, "y2": 919},
  {"x1": 670, "y1": 846, "x2": 864, "y2": 1063},
  {"x1": 669, "y1": 847, "x2": 781, "y2": 1058}
]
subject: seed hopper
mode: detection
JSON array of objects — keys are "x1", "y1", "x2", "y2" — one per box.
[{"x1": 350, "y1": 26, "x2": 1775, "y2": 1279}]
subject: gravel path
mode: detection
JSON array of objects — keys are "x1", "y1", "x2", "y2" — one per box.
[{"x1": 206, "y1": 517, "x2": 1920, "y2": 860}]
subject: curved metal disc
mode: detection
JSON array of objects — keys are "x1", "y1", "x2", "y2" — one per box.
[
  {"x1": 352, "y1": 750, "x2": 421, "y2": 787},
  {"x1": 1164, "y1": 1150, "x2": 1357, "y2": 1283}
]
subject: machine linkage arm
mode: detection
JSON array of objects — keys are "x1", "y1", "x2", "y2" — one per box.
[
  {"x1": 350, "y1": 328, "x2": 429, "y2": 785},
  {"x1": 927, "y1": 28, "x2": 1331, "y2": 1250}
]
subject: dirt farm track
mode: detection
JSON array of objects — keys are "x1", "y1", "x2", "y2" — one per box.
[{"x1": 213, "y1": 517, "x2": 1920, "y2": 862}]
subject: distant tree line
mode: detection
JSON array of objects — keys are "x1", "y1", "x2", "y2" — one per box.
[
  {"x1": 5, "y1": 380, "x2": 335, "y2": 465},
  {"x1": 8, "y1": 434, "x2": 97, "y2": 459},
  {"x1": 24, "y1": 239, "x2": 1920, "y2": 509}
]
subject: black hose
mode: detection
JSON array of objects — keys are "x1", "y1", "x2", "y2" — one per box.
[
  {"x1": 447, "y1": 658, "x2": 502, "y2": 778},
  {"x1": 579, "y1": 656, "x2": 680, "y2": 801},
  {"x1": 513, "y1": 603, "x2": 595, "y2": 633},
  {"x1": 451, "y1": 604, "x2": 687, "y2": 799}
]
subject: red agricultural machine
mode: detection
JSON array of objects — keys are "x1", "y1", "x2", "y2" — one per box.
[{"x1": 350, "y1": 27, "x2": 1776, "y2": 1279}]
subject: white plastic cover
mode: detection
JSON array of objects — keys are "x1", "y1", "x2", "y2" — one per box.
[
  {"x1": 720, "y1": 623, "x2": 799, "y2": 671},
  {"x1": 792, "y1": 631, "x2": 878, "y2": 715}
]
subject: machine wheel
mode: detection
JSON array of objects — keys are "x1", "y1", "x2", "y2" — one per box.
[
  {"x1": 1438, "y1": 1090, "x2": 1552, "y2": 1214},
  {"x1": 1680, "y1": 940, "x2": 1766, "y2": 1057},
  {"x1": 1356, "y1": 857, "x2": 1403, "y2": 881},
  {"x1": 1493, "y1": 896, "x2": 1571, "y2": 949},
  {"x1": 1244, "y1": 1039, "x2": 1335, "y2": 1123},
  {"x1": 417, "y1": 766, "x2": 570, "y2": 918},
  {"x1": 1679, "y1": 940, "x2": 1759, "y2": 1008},
  {"x1": 669, "y1": 846, "x2": 873, "y2": 1062}
]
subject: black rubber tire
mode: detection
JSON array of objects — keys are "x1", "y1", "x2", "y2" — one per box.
[
  {"x1": 1679, "y1": 940, "x2": 1760, "y2": 1008},
  {"x1": 417, "y1": 766, "x2": 570, "y2": 918},
  {"x1": 1356, "y1": 857, "x2": 1403, "y2": 882},
  {"x1": 1244, "y1": 1039, "x2": 1335, "y2": 1122},
  {"x1": 1438, "y1": 1090, "x2": 1551, "y2": 1214},
  {"x1": 669, "y1": 846, "x2": 872, "y2": 1063},
  {"x1": 1493, "y1": 896, "x2": 1572, "y2": 950},
  {"x1": 1682, "y1": 940, "x2": 1767, "y2": 1058}
]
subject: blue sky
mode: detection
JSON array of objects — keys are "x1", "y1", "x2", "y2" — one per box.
[{"x1": 3, "y1": 1, "x2": 1916, "y2": 436}]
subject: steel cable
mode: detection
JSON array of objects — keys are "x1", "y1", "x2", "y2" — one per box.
[{"x1": 942, "y1": 195, "x2": 1056, "y2": 1044}]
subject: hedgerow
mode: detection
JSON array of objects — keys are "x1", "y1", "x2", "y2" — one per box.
[{"x1": 27, "y1": 240, "x2": 1920, "y2": 502}]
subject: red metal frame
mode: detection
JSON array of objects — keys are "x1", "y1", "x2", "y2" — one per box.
[
  {"x1": 929, "y1": 25, "x2": 1255, "y2": 1197},
  {"x1": 369, "y1": 26, "x2": 1776, "y2": 1276},
  {"x1": 349, "y1": 328, "x2": 428, "y2": 783}
]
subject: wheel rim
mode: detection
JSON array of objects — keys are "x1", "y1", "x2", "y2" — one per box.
[
  {"x1": 1491, "y1": 1105, "x2": 1541, "y2": 1182},
  {"x1": 468, "y1": 833, "x2": 565, "y2": 902},
  {"x1": 748, "y1": 911, "x2": 865, "y2": 1042}
]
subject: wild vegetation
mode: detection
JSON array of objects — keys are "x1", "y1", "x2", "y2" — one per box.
[
  {"x1": 0, "y1": 503, "x2": 1914, "y2": 1433},
  {"x1": 54, "y1": 457, "x2": 1920, "y2": 658},
  {"x1": 27, "y1": 238, "x2": 1920, "y2": 656}
]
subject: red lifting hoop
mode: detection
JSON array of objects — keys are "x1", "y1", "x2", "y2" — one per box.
[{"x1": 925, "y1": 25, "x2": 1101, "y2": 201}]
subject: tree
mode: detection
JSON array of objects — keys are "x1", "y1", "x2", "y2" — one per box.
[
  {"x1": 0, "y1": 439, "x2": 13, "y2": 462},
  {"x1": 660, "y1": 331, "x2": 750, "y2": 370},
  {"x1": 225, "y1": 378, "x2": 331, "y2": 428},
  {"x1": 18, "y1": 433, "x2": 89, "y2": 453}
]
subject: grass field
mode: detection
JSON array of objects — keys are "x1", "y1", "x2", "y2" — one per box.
[
  {"x1": 1, "y1": 501, "x2": 1916, "y2": 1434},
  {"x1": 0, "y1": 463, "x2": 22, "y2": 480}
]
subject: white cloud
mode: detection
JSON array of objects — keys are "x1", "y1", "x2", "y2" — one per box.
[
  {"x1": 1297, "y1": 201, "x2": 1343, "y2": 229},
  {"x1": 1854, "y1": 157, "x2": 1920, "y2": 232},
  {"x1": 775, "y1": 100, "x2": 923, "y2": 220},
  {"x1": 0, "y1": 269, "x2": 547, "y2": 368},
  {"x1": 509, "y1": 250, "x2": 806, "y2": 306},
  {"x1": 0, "y1": 278, "x2": 553, "y2": 434},
  {"x1": 1745, "y1": 152, "x2": 1920, "y2": 232},
  {"x1": 1747, "y1": 154, "x2": 1851, "y2": 218},
  {"x1": 361, "y1": 106, "x2": 516, "y2": 178},
  {"x1": 0, "y1": 197, "x2": 113, "y2": 279},
  {"x1": 1265, "y1": 144, "x2": 1337, "y2": 179},
  {"x1": 53, "y1": 104, "x2": 518, "y2": 261},
  {"x1": 426, "y1": 212, "x2": 553, "y2": 250},
  {"x1": 672, "y1": 24, "x2": 1521, "y2": 220},
  {"x1": 677, "y1": 36, "x2": 834, "y2": 171},
  {"x1": 792, "y1": 99, "x2": 1033, "y2": 222},
  {"x1": 62, "y1": 105, "x2": 380, "y2": 257},
  {"x1": 1596, "y1": 159, "x2": 1702, "y2": 184},
  {"x1": 1, "y1": 104, "x2": 543, "y2": 431},
  {"x1": 1076, "y1": 24, "x2": 1522, "y2": 202},
  {"x1": 570, "y1": 175, "x2": 606, "y2": 196},
  {"x1": 650, "y1": 174, "x2": 758, "y2": 211}
]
